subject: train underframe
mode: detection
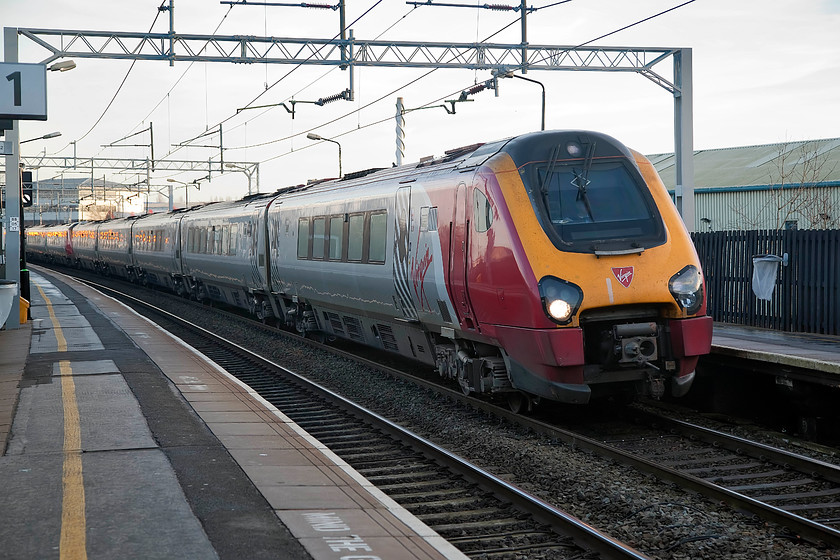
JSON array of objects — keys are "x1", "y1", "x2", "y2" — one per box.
[
  {"x1": 262, "y1": 292, "x2": 711, "y2": 411},
  {"x1": 67, "y1": 261, "x2": 708, "y2": 412}
]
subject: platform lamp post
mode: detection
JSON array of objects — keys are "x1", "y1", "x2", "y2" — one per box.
[
  {"x1": 166, "y1": 178, "x2": 204, "y2": 210},
  {"x1": 494, "y1": 69, "x2": 545, "y2": 131},
  {"x1": 306, "y1": 133, "x2": 342, "y2": 178},
  {"x1": 225, "y1": 163, "x2": 258, "y2": 196},
  {"x1": 167, "y1": 178, "x2": 192, "y2": 209}
]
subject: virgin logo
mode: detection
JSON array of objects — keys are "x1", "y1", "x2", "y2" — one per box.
[{"x1": 612, "y1": 267, "x2": 634, "y2": 288}]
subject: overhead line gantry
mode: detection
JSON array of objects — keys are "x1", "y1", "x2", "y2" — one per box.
[{"x1": 14, "y1": 25, "x2": 694, "y2": 227}]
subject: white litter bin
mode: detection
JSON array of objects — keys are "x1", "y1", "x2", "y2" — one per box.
[
  {"x1": 0, "y1": 280, "x2": 19, "y2": 329},
  {"x1": 752, "y1": 254, "x2": 785, "y2": 301}
]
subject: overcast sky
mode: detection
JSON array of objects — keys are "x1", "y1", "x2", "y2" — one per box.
[{"x1": 3, "y1": 0, "x2": 839, "y2": 205}]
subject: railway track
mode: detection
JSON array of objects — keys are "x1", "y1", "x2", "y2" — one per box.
[
  {"x1": 606, "y1": 411, "x2": 840, "y2": 532},
  {"x1": 73, "y1": 274, "x2": 650, "y2": 560},
  {"x1": 40, "y1": 266, "x2": 840, "y2": 555}
]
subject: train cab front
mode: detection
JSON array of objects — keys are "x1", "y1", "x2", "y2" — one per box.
[
  {"x1": 499, "y1": 286, "x2": 713, "y2": 405},
  {"x1": 484, "y1": 130, "x2": 713, "y2": 405}
]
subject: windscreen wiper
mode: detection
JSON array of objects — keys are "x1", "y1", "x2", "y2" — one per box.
[
  {"x1": 572, "y1": 140, "x2": 596, "y2": 222},
  {"x1": 539, "y1": 143, "x2": 562, "y2": 196}
]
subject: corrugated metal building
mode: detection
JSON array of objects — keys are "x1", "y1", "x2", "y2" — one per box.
[{"x1": 651, "y1": 138, "x2": 840, "y2": 231}]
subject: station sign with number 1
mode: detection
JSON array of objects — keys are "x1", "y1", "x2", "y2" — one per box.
[{"x1": 1, "y1": 62, "x2": 47, "y2": 121}]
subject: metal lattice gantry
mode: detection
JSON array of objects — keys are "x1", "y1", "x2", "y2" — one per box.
[
  {"x1": 19, "y1": 154, "x2": 258, "y2": 176},
  {"x1": 14, "y1": 26, "x2": 695, "y2": 225},
  {"x1": 20, "y1": 28, "x2": 682, "y2": 92}
]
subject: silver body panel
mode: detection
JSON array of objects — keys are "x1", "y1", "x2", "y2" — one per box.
[
  {"x1": 70, "y1": 222, "x2": 99, "y2": 270},
  {"x1": 266, "y1": 174, "x2": 460, "y2": 364},
  {"x1": 131, "y1": 212, "x2": 183, "y2": 290},
  {"x1": 96, "y1": 218, "x2": 135, "y2": 279},
  {"x1": 179, "y1": 198, "x2": 270, "y2": 310}
]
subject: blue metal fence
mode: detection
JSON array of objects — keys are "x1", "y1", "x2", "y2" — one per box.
[{"x1": 692, "y1": 229, "x2": 840, "y2": 335}]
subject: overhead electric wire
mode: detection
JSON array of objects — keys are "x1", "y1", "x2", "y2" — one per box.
[
  {"x1": 214, "y1": 2, "x2": 419, "y2": 140},
  {"x1": 258, "y1": 80, "x2": 488, "y2": 166},
  {"x1": 109, "y1": 4, "x2": 236, "y2": 156},
  {"x1": 220, "y1": 0, "x2": 557, "y2": 154},
  {"x1": 235, "y1": 0, "x2": 696, "y2": 170},
  {"x1": 165, "y1": 0, "x2": 696, "y2": 181},
  {"x1": 158, "y1": 0, "x2": 385, "y2": 163},
  {"x1": 529, "y1": 0, "x2": 697, "y2": 65},
  {"x1": 63, "y1": 1, "x2": 169, "y2": 153}
]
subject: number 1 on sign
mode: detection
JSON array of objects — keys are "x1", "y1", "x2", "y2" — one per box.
[{"x1": 6, "y1": 71, "x2": 22, "y2": 106}]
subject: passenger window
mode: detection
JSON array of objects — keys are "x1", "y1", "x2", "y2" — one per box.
[
  {"x1": 348, "y1": 214, "x2": 364, "y2": 261},
  {"x1": 474, "y1": 189, "x2": 493, "y2": 233},
  {"x1": 214, "y1": 227, "x2": 223, "y2": 255},
  {"x1": 420, "y1": 207, "x2": 438, "y2": 232},
  {"x1": 312, "y1": 217, "x2": 326, "y2": 260},
  {"x1": 221, "y1": 226, "x2": 230, "y2": 255},
  {"x1": 329, "y1": 216, "x2": 344, "y2": 260},
  {"x1": 199, "y1": 228, "x2": 207, "y2": 254},
  {"x1": 229, "y1": 224, "x2": 238, "y2": 255},
  {"x1": 297, "y1": 219, "x2": 309, "y2": 259},
  {"x1": 428, "y1": 207, "x2": 438, "y2": 232},
  {"x1": 369, "y1": 212, "x2": 387, "y2": 263}
]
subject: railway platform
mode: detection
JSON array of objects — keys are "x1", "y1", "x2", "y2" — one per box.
[
  {"x1": 711, "y1": 323, "x2": 840, "y2": 386},
  {"x1": 0, "y1": 269, "x2": 466, "y2": 560}
]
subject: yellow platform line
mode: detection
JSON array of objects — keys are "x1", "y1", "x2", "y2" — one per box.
[
  {"x1": 59, "y1": 360, "x2": 86, "y2": 560},
  {"x1": 35, "y1": 283, "x2": 67, "y2": 352},
  {"x1": 35, "y1": 284, "x2": 87, "y2": 559}
]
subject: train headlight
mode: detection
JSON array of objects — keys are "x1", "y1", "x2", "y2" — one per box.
[
  {"x1": 539, "y1": 276, "x2": 583, "y2": 325},
  {"x1": 669, "y1": 265, "x2": 704, "y2": 315}
]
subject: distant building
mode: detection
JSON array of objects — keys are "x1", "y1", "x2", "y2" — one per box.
[
  {"x1": 651, "y1": 138, "x2": 840, "y2": 231},
  {"x1": 20, "y1": 177, "x2": 156, "y2": 226}
]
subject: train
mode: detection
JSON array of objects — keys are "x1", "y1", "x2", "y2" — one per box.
[{"x1": 26, "y1": 130, "x2": 713, "y2": 410}]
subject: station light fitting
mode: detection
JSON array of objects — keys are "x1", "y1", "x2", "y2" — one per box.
[
  {"x1": 20, "y1": 131, "x2": 62, "y2": 144},
  {"x1": 48, "y1": 60, "x2": 76, "y2": 72}
]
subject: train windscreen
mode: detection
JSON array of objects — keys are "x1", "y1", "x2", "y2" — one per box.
[{"x1": 512, "y1": 132, "x2": 667, "y2": 254}]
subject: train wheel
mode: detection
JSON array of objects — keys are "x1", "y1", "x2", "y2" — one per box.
[
  {"x1": 507, "y1": 392, "x2": 531, "y2": 414},
  {"x1": 458, "y1": 376, "x2": 471, "y2": 396}
]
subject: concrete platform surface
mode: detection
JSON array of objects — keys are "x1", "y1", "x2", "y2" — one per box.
[
  {"x1": 712, "y1": 322, "x2": 840, "y2": 375},
  {"x1": 0, "y1": 267, "x2": 466, "y2": 560}
]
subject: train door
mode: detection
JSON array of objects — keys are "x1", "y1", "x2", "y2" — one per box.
[
  {"x1": 448, "y1": 182, "x2": 477, "y2": 330},
  {"x1": 249, "y1": 208, "x2": 265, "y2": 288},
  {"x1": 393, "y1": 185, "x2": 419, "y2": 321},
  {"x1": 256, "y1": 205, "x2": 269, "y2": 287},
  {"x1": 172, "y1": 214, "x2": 184, "y2": 277}
]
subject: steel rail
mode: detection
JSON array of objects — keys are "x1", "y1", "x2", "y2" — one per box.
[{"x1": 634, "y1": 413, "x2": 840, "y2": 484}]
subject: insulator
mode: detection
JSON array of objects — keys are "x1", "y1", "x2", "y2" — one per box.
[
  {"x1": 316, "y1": 88, "x2": 351, "y2": 106},
  {"x1": 486, "y1": 4, "x2": 516, "y2": 10},
  {"x1": 301, "y1": 3, "x2": 334, "y2": 9},
  {"x1": 395, "y1": 97, "x2": 406, "y2": 166}
]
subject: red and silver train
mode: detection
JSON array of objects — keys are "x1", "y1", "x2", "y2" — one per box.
[{"x1": 27, "y1": 130, "x2": 713, "y2": 409}]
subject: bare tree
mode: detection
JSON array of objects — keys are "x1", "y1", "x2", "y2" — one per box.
[{"x1": 732, "y1": 140, "x2": 840, "y2": 230}]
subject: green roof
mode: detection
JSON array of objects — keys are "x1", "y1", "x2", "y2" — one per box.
[{"x1": 650, "y1": 138, "x2": 840, "y2": 190}]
